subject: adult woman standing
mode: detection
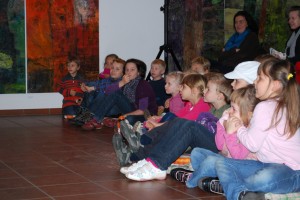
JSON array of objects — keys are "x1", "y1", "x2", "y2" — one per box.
[{"x1": 216, "y1": 11, "x2": 263, "y2": 73}]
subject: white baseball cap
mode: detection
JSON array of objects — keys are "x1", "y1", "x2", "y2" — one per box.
[{"x1": 224, "y1": 61, "x2": 260, "y2": 84}]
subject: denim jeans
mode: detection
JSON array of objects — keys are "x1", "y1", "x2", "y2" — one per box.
[
  {"x1": 215, "y1": 157, "x2": 300, "y2": 200},
  {"x1": 89, "y1": 90, "x2": 134, "y2": 121},
  {"x1": 186, "y1": 148, "x2": 222, "y2": 188},
  {"x1": 147, "y1": 118, "x2": 218, "y2": 170},
  {"x1": 62, "y1": 105, "x2": 80, "y2": 115},
  {"x1": 131, "y1": 120, "x2": 176, "y2": 161}
]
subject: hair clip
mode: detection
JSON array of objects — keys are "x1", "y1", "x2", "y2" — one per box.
[{"x1": 287, "y1": 73, "x2": 294, "y2": 80}]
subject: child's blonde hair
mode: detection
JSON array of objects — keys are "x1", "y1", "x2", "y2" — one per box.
[
  {"x1": 151, "y1": 59, "x2": 166, "y2": 71},
  {"x1": 231, "y1": 85, "x2": 259, "y2": 127},
  {"x1": 166, "y1": 71, "x2": 184, "y2": 85},
  {"x1": 113, "y1": 58, "x2": 126, "y2": 66},
  {"x1": 258, "y1": 59, "x2": 300, "y2": 137},
  {"x1": 191, "y1": 56, "x2": 211, "y2": 71},
  {"x1": 181, "y1": 73, "x2": 207, "y2": 97},
  {"x1": 205, "y1": 72, "x2": 233, "y2": 104}
]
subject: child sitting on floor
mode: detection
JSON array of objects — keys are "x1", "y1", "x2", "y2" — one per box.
[
  {"x1": 190, "y1": 56, "x2": 211, "y2": 75},
  {"x1": 148, "y1": 59, "x2": 169, "y2": 115},
  {"x1": 172, "y1": 85, "x2": 259, "y2": 188},
  {"x1": 99, "y1": 54, "x2": 118, "y2": 79},
  {"x1": 58, "y1": 57, "x2": 84, "y2": 119},
  {"x1": 113, "y1": 73, "x2": 232, "y2": 167}
]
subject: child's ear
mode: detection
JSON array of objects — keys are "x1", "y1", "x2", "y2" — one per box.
[{"x1": 217, "y1": 91, "x2": 225, "y2": 101}]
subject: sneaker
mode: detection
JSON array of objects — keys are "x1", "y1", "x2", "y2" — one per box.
[
  {"x1": 133, "y1": 121, "x2": 144, "y2": 137},
  {"x1": 126, "y1": 161, "x2": 167, "y2": 181},
  {"x1": 120, "y1": 159, "x2": 148, "y2": 175},
  {"x1": 70, "y1": 110, "x2": 94, "y2": 126},
  {"x1": 82, "y1": 119, "x2": 102, "y2": 131},
  {"x1": 103, "y1": 117, "x2": 118, "y2": 128},
  {"x1": 238, "y1": 191, "x2": 265, "y2": 200},
  {"x1": 198, "y1": 177, "x2": 224, "y2": 195},
  {"x1": 170, "y1": 168, "x2": 193, "y2": 183},
  {"x1": 120, "y1": 120, "x2": 140, "y2": 151},
  {"x1": 112, "y1": 133, "x2": 132, "y2": 167}
]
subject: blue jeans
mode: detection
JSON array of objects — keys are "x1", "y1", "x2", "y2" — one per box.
[
  {"x1": 89, "y1": 90, "x2": 134, "y2": 121},
  {"x1": 215, "y1": 157, "x2": 300, "y2": 200},
  {"x1": 147, "y1": 118, "x2": 218, "y2": 170},
  {"x1": 62, "y1": 105, "x2": 80, "y2": 115},
  {"x1": 186, "y1": 148, "x2": 222, "y2": 188}
]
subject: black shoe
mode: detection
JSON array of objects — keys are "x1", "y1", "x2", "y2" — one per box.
[
  {"x1": 238, "y1": 191, "x2": 265, "y2": 200},
  {"x1": 198, "y1": 177, "x2": 224, "y2": 195},
  {"x1": 170, "y1": 168, "x2": 193, "y2": 183}
]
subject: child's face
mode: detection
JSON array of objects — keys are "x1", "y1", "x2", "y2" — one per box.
[
  {"x1": 150, "y1": 64, "x2": 165, "y2": 80},
  {"x1": 204, "y1": 81, "x2": 219, "y2": 103},
  {"x1": 104, "y1": 57, "x2": 114, "y2": 69},
  {"x1": 125, "y1": 62, "x2": 139, "y2": 81},
  {"x1": 67, "y1": 61, "x2": 80, "y2": 77},
  {"x1": 228, "y1": 101, "x2": 242, "y2": 120},
  {"x1": 231, "y1": 79, "x2": 249, "y2": 90},
  {"x1": 191, "y1": 63, "x2": 207, "y2": 75},
  {"x1": 165, "y1": 76, "x2": 181, "y2": 95},
  {"x1": 254, "y1": 71, "x2": 274, "y2": 100},
  {"x1": 180, "y1": 84, "x2": 192, "y2": 100},
  {"x1": 110, "y1": 62, "x2": 124, "y2": 79}
]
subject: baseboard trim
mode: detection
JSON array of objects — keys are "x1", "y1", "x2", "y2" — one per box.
[{"x1": 0, "y1": 108, "x2": 62, "y2": 116}]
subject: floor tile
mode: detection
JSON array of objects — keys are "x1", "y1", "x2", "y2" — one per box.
[{"x1": 0, "y1": 115, "x2": 225, "y2": 200}]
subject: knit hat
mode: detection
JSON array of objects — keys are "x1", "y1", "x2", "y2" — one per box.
[{"x1": 224, "y1": 61, "x2": 260, "y2": 84}]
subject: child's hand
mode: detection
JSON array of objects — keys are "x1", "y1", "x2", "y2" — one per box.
[
  {"x1": 145, "y1": 119, "x2": 162, "y2": 130},
  {"x1": 119, "y1": 75, "x2": 130, "y2": 87},
  {"x1": 224, "y1": 116, "x2": 242, "y2": 134},
  {"x1": 164, "y1": 98, "x2": 170, "y2": 108},
  {"x1": 85, "y1": 86, "x2": 95, "y2": 92},
  {"x1": 81, "y1": 83, "x2": 88, "y2": 92},
  {"x1": 70, "y1": 89, "x2": 76, "y2": 96},
  {"x1": 148, "y1": 115, "x2": 162, "y2": 122}
]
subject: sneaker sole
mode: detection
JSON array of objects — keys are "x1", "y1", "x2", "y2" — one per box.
[
  {"x1": 112, "y1": 134, "x2": 130, "y2": 167},
  {"x1": 120, "y1": 121, "x2": 139, "y2": 151},
  {"x1": 126, "y1": 172, "x2": 167, "y2": 181}
]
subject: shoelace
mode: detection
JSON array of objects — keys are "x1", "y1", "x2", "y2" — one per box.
[{"x1": 210, "y1": 180, "x2": 224, "y2": 195}]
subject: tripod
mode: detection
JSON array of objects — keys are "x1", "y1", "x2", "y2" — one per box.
[{"x1": 146, "y1": 0, "x2": 182, "y2": 81}]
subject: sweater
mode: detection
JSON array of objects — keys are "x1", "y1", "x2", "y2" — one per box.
[
  {"x1": 169, "y1": 93, "x2": 185, "y2": 114},
  {"x1": 237, "y1": 100, "x2": 300, "y2": 170},
  {"x1": 58, "y1": 73, "x2": 84, "y2": 108},
  {"x1": 176, "y1": 98, "x2": 210, "y2": 121}
]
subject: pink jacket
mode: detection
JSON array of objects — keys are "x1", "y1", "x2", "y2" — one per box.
[
  {"x1": 215, "y1": 114, "x2": 256, "y2": 160},
  {"x1": 237, "y1": 100, "x2": 300, "y2": 170},
  {"x1": 169, "y1": 93, "x2": 185, "y2": 114},
  {"x1": 176, "y1": 98, "x2": 210, "y2": 121}
]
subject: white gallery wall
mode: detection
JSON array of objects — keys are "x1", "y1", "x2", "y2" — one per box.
[{"x1": 0, "y1": 0, "x2": 164, "y2": 110}]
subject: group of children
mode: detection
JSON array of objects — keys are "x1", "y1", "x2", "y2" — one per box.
[{"x1": 58, "y1": 53, "x2": 300, "y2": 200}]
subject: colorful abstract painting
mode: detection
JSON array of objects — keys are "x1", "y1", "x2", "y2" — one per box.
[
  {"x1": 0, "y1": 0, "x2": 26, "y2": 94},
  {"x1": 26, "y1": 0, "x2": 99, "y2": 93}
]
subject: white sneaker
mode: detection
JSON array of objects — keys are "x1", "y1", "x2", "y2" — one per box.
[
  {"x1": 126, "y1": 162, "x2": 167, "y2": 181},
  {"x1": 120, "y1": 159, "x2": 148, "y2": 175}
]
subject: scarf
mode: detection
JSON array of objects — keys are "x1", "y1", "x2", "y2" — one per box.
[
  {"x1": 286, "y1": 28, "x2": 300, "y2": 58},
  {"x1": 123, "y1": 76, "x2": 141, "y2": 103},
  {"x1": 224, "y1": 28, "x2": 250, "y2": 51}
]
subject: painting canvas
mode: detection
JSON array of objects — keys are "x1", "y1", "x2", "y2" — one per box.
[
  {"x1": 0, "y1": 0, "x2": 26, "y2": 94},
  {"x1": 26, "y1": 0, "x2": 99, "y2": 93},
  {"x1": 168, "y1": 0, "x2": 298, "y2": 70}
]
